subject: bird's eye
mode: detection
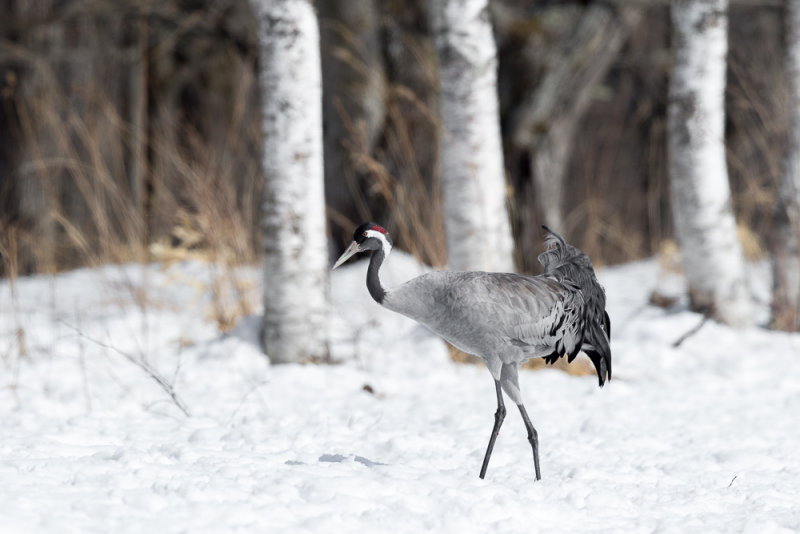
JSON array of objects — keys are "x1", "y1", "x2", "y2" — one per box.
[{"x1": 362, "y1": 232, "x2": 367, "y2": 237}]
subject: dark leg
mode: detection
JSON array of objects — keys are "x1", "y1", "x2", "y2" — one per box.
[
  {"x1": 479, "y1": 380, "x2": 506, "y2": 479},
  {"x1": 518, "y1": 403, "x2": 541, "y2": 480}
]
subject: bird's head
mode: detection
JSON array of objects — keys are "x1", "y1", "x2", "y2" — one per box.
[{"x1": 333, "y1": 222, "x2": 393, "y2": 269}]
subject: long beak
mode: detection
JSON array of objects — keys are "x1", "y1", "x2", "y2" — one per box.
[{"x1": 333, "y1": 241, "x2": 361, "y2": 269}]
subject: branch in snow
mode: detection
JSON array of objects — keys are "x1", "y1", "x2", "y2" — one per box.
[
  {"x1": 671, "y1": 314, "x2": 709, "y2": 348},
  {"x1": 60, "y1": 321, "x2": 191, "y2": 417}
]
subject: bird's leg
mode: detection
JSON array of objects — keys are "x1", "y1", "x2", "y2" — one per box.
[
  {"x1": 518, "y1": 403, "x2": 541, "y2": 481},
  {"x1": 479, "y1": 380, "x2": 506, "y2": 479}
]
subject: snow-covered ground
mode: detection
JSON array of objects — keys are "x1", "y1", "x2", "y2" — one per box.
[{"x1": 1, "y1": 253, "x2": 799, "y2": 533}]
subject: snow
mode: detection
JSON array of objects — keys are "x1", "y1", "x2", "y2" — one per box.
[{"x1": 2, "y1": 253, "x2": 800, "y2": 533}]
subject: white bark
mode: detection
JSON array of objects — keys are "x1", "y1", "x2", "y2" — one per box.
[
  {"x1": 433, "y1": 0, "x2": 515, "y2": 273},
  {"x1": 772, "y1": 0, "x2": 800, "y2": 330},
  {"x1": 255, "y1": 0, "x2": 329, "y2": 363},
  {"x1": 668, "y1": 0, "x2": 752, "y2": 326}
]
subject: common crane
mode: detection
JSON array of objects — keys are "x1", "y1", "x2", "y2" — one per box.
[{"x1": 333, "y1": 222, "x2": 611, "y2": 481}]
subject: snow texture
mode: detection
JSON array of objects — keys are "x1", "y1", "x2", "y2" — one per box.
[
  {"x1": 434, "y1": 0, "x2": 515, "y2": 273},
  {"x1": 1, "y1": 253, "x2": 799, "y2": 533},
  {"x1": 256, "y1": 0, "x2": 329, "y2": 362},
  {"x1": 667, "y1": 0, "x2": 752, "y2": 327}
]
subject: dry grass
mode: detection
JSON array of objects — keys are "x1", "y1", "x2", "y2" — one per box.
[
  {"x1": 4, "y1": 1, "x2": 796, "y2": 368},
  {"x1": 1, "y1": 24, "x2": 261, "y2": 335},
  {"x1": 339, "y1": 83, "x2": 446, "y2": 269},
  {"x1": 737, "y1": 223, "x2": 766, "y2": 261},
  {"x1": 447, "y1": 343, "x2": 597, "y2": 377}
]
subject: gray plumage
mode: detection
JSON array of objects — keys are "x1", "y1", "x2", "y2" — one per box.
[{"x1": 333, "y1": 222, "x2": 612, "y2": 481}]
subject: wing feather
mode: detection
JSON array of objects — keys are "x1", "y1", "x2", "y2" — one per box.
[
  {"x1": 386, "y1": 270, "x2": 596, "y2": 371},
  {"x1": 459, "y1": 273, "x2": 582, "y2": 357}
]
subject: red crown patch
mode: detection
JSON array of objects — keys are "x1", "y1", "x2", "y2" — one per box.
[{"x1": 370, "y1": 225, "x2": 387, "y2": 234}]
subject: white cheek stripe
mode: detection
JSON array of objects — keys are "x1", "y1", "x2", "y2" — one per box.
[{"x1": 365, "y1": 230, "x2": 392, "y2": 256}]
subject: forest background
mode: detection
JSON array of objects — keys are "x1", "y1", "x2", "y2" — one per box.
[{"x1": 0, "y1": 0, "x2": 788, "y2": 296}]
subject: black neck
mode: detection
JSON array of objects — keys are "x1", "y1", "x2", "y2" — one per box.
[{"x1": 367, "y1": 248, "x2": 386, "y2": 304}]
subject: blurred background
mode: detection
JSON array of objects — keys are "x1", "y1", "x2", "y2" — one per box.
[{"x1": 0, "y1": 0, "x2": 785, "y2": 278}]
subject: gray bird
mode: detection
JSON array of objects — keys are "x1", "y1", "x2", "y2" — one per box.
[{"x1": 333, "y1": 222, "x2": 611, "y2": 481}]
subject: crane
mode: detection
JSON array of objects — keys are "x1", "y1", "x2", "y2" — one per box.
[{"x1": 333, "y1": 222, "x2": 611, "y2": 481}]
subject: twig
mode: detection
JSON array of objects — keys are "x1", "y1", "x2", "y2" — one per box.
[
  {"x1": 224, "y1": 379, "x2": 269, "y2": 427},
  {"x1": 672, "y1": 315, "x2": 709, "y2": 348},
  {"x1": 60, "y1": 321, "x2": 191, "y2": 417}
]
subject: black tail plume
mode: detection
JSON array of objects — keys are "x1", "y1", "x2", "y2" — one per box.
[
  {"x1": 539, "y1": 226, "x2": 612, "y2": 387},
  {"x1": 584, "y1": 310, "x2": 611, "y2": 386}
]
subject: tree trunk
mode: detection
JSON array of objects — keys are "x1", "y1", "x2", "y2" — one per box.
[
  {"x1": 510, "y1": 3, "x2": 642, "y2": 234},
  {"x1": 254, "y1": 0, "x2": 330, "y2": 363},
  {"x1": 668, "y1": 0, "x2": 752, "y2": 326},
  {"x1": 772, "y1": 0, "x2": 800, "y2": 331},
  {"x1": 433, "y1": 0, "x2": 514, "y2": 273}
]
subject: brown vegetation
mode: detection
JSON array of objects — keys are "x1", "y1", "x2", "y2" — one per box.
[{"x1": 0, "y1": 1, "x2": 793, "y2": 328}]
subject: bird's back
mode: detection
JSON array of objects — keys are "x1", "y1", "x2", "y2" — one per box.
[
  {"x1": 383, "y1": 229, "x2": 611, "y2": 386},
  {"x1": 386, "y1": 271, "x2": 575, "y2": 359},
  {"x1": 537, "y1": 228, "x2": 611, "y2": 385}
]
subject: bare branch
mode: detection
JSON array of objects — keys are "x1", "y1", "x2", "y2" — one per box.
[
  {"x1": 672, "y1": 315, "x2": 709, "y2": 348},
  {"x1": 60, "y1": 320, "x2": 191, "y2": 417}
]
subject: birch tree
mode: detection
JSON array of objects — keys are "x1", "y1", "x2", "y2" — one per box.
[
  {"x1": 668, "y1": 0, "x2": 752, "y2": 326},
  {"x1": 255, "y1": 0, "x2": 329, "y2": 363},
  {"x1": 772, "y1": 0, "x2": 800, "y2": 331},
  {"x1": 433, "y1": 0, "x2": 515, "y2": 273},
  {"x1": 511, "y1": 3, "x2": 641, "y2": 233}
]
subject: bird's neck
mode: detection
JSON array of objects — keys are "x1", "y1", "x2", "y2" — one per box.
[{"x1": 367, "y1": 248, "x2": 387, "y2": 304}]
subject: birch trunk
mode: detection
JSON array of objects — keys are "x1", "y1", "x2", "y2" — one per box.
[
  {"x1": 433, "y1": 0, "x2": 515, "y2": 273},
  {"x1": 255, "y1": 0, "x2": 329, "y2": 363},
  {"x1": 772, "y1": 0, "x2": 800, "y2": 331},
  {"x1": 668, "y1": 0, "x2": 752, "y2": 326}
]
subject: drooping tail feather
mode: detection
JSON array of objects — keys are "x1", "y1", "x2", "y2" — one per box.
[
  {"x1": 583, "y1": 310, "x2": 611, "y2": 387},
  {"x1": 539, "y1": 226, "x2": 612, "y2": 387}
]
